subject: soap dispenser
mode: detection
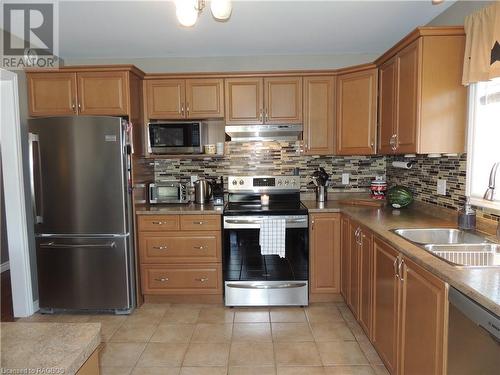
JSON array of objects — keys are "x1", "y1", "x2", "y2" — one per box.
[{"x1": 458, "y1": 197, "x2": 476, "y2": 230}]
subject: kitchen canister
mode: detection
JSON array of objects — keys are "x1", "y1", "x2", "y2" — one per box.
[
  {"x1": 216, "y1": 142, "x2": 224, "y2": 155},
  {"x1": 370, "y1": 180, "x2": 387, "y2": 200},
  {"x1": 204, "y1": 144, "x2": 217, "y2": 155}
]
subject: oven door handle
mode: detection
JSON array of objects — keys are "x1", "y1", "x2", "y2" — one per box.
[
  {"x1": 226, "y1": 282, "x2": 307, "y2": 289},
  {"x1": 224, "y1": 219, "x2": 307, "y2": 224}
]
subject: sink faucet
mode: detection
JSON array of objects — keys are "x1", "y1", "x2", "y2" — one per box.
[{"x1": 484, "y1": 162, "x2": 500, "y2": 201}]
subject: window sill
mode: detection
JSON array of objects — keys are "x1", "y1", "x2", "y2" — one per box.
[{"x1": 469, "y1": 197, "x2": 500, "y2": 212}]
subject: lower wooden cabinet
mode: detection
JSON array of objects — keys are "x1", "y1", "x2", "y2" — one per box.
[
  {"x1": 340, "y1": 216, "x2": 350, "y2": 299},
  {"x1": 309, "y1": 213, "x2": 341, "y2": 295},
  {"x1": 358, "y1": 227, "x2": 373, "y2": 338},
  {"x1": 137, "y1": 214, "x2": 222, "y2": 297}
]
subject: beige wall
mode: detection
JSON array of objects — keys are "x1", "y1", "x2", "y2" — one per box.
[
  {"x1": 63, "y1": 53, "x2": 377, "y2": 74},
  {"x1": 427, "y1": 0, "x2": 494, "y2": 26}
]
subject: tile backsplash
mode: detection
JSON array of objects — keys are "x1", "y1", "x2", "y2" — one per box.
[
  {"x1": 153, "y1": 141, "x2": 386, "y2": 192},
  {"x1": 386, "y1": 155, "x2": 500, "y2": 223}
]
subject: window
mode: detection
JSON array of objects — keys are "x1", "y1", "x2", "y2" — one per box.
[{"x1": 466, "y1": 77, "x2": 500, "y2": 210}]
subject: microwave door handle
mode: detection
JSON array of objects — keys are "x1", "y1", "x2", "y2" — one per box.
[
  {"x1": 29, "y1": 133, "x2": 43, "y2": 224},
  {"x1": 147, "y1": 123, "x2": 152, "y2": 154},
  {"x1": 149, "y1": 183, "x2": 157, "y2": 203}
]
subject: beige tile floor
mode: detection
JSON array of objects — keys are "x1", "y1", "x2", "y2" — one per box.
[{"x1": 21, "y1": 302, "x2": 390, "y2": 375}]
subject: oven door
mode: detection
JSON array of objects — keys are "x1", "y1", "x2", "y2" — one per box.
[
  {"x1": 148, "y1": 122, "x2": 203, "y2": 154},
  {"x1": 223, "y1": 215, "x2": 308, "y2": 306}
]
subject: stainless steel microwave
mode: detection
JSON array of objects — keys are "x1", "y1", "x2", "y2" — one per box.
[
  {"x1": 149, "y1": 181, "x2": 189, "y2": 204},
  {"x1": 147, "y1": 121, "x2": 207, "y2": 154}
]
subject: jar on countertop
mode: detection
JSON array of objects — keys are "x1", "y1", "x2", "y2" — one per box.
[{"x1": 370, "y1": 180, "x2": 387, "y2": 200}]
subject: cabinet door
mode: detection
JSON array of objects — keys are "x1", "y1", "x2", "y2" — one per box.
[
  {"x1": 309, "y1": 213, "x2": 341, "y2": 294},
  {"x1": 225, "y1": 78, "x2": 263, "y2": 124},
  {"x1": 348, "y1": 222, "x2": 360, "y2": 317},
  {"x1": 264, "y1": 77, "x2": 302, "y2": 124},
  {"x1": 372, "y1": 238, "x2": 400, "y2": 375},
  {"x1": 340, "y1": 216, "x2": 351, "y2": 300},
  {"x1": 336, "y1": 68, "x2": 378, "y2": 155},
  {"x1": 399, "y1": 257, "x2": 446, "y2": 375},
  {"x1": 303, "y1": 76, "x2": 335, "y2": 155},
  {"x1": 396, "y1": 40, "x2": 421, "y2": 154},
  {"x1": 378, "y1": 58, "x2": 398, "y2": 155},
  {"x1": 358, "y1": 227, "x2": 373, "y2": 339},
  {"x1": 28, "y1": 72, "x2": 77, "y2": 116},
  {"x1": 186, "y1": 78, "x2": 224, "y2": 119},
  {"x1": 146, "y1": 79, "x2": 186, "y2": 119},
  {"x1": 77, "y1": 71, "x2": 129, "y2": 115}
]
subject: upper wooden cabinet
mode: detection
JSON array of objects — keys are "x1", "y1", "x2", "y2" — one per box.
[
  {"x1": 264, "y1": 77, "x2": 302, "y2": 124},
  {"x1": 336, "y1": 67, "x2": 378, "y2": 155},
  {"x1": 377, "y1": 29, "x2": 467, "y2": 155},
  {"x1": 303, "y1": 76, "x2": 335, "y2": 155},
  {"x1": 77, "y1": 71, "x2": 129, "y2": 116},
  {"x1": 225, "y1": 78, "x2": 263, "y2": 124},
  {"x1": 27, "y1": 67, "x2": 143, "y2": 117},
  {"x1": 28, "y1": 72, "x2": 77, "y2": 116},
  {"x1": 225, "y1": 76, "x2": 302, "y2": 125},
  {"x1": 309, "y1": 213, "x2": 341, "y2": 296},
  {"x1": 146, "y1": 78, "x2": 224, "y2": 120}
]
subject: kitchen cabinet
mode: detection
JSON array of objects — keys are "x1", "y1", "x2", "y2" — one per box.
[
  {"x1": 377, "y1": 29, "x2": 466, "y2": 155},
  {"x1": 146, "y1": 78, "x2": 224, "y2": 120},
  {"x1": 137, "y1": 214, "x2": 222, "y2": 298},
  {"x1": 398, "y1": 256, "x2": 446, "y2": 375},
  {"x1": 340, "y1": 216, "x2": 350, "y2": 299},
  {"x1": 347, "y1": 222, "x2": 360, "y2": 316},
  {"x1": 28, "y1": 69, "x2": 134, "y2": 117},
  {"x1": 372, "y1": 237, "x2": 400, "y2": 375},
  {"x1": 309, "y1": 213, "x2": 341, "y2": 296},
  {"x1": 303, "y1": 76, "x2": 335, "y2": 155},
  {"x1": 358, "y1": 226, "x2": 373, "y2": 338},
  {"x1": 336, "y1": 67, "x2": 378, "y2": 155},
  {"x1": 225, "y1": 76, "x2": 302, "y2": 125}
]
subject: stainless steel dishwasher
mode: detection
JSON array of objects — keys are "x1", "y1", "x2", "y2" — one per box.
[{"x1": 447, "y1": 287, "x2": 500, "y2": 375}]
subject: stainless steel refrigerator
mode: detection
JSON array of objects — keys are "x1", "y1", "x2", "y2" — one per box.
[{"x1": 29, "y1": 116, "x2": 135, "y2": 313}]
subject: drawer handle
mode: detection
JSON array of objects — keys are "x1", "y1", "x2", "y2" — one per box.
[
  {"x1": 193, "y1": 246, "x2": 205, "y2": 250},
  {"x1": 193, "y1": 221, "x2": 204, "y2": 225},
  {"x1": 154, "y1": 277, "x2": 169, "y2": 282},
  {"x1": 195, "y1": 277, "x2": 208, "y2": 282},
  {"x1": 152, "y1": 221, "x2": 169, "y2": 225},
  {"x1": 153, "y1": 245, "x2": 168, "y2": 250}
]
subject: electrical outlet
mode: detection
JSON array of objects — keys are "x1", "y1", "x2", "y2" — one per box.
[
  {"x1": 191, "y1": 175, "x2": 198, "y2": 186},
  {"x1": 342, "y1": 173, "x2": 350, "y2": 185},
  {"x1": 437, "y1": 179, "x2": 447, "y2": 195}
]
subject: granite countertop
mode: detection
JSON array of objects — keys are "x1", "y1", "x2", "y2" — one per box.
[
  {"x1": 1, "y1": 322, "x2": 101, "y2": 375},
  {"x1": 136, "y1": 203, "x2": 224, "y2": 215},
  {"x1": 303, "y1": 199, "x2": 500, "y2": 316}
]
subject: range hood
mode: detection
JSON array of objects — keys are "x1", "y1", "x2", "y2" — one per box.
[{"x1": 225, "y1": 124, "x2": 303, "y2": 141}]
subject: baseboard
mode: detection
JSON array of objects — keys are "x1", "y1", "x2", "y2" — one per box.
[
  {"x1": 0, "y1": 261, "x2": 10, "y2": 273},
  {"x1": 309, "y1": 293, "x2": 343, "y2": 303}
]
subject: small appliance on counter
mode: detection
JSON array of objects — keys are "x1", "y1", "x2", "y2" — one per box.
[
  {"x1": 212, "y1": 177, "x2": 225, "y2": 206},
  {"x1": 149, "y1": 180, "x2": 189, "y2": 204},
  {"x1": 194, "y1": 178, "x2": 213, "y2": 204},
  {"x1": 311, "y1": 168, "x2": 329, "y2": 202}
]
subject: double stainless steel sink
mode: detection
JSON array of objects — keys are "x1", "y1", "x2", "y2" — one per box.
[{"x1": 393, "y1": 228, "x2": 500, "y2": 268}]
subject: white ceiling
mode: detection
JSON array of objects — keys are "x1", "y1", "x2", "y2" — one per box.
[{"x1": 57, "y1": 0, "x2": 455, "y2": 59}]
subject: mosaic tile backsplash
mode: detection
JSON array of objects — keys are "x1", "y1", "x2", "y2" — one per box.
[
  {"x1": 386, "y1": 155, "x2": 500, "y2": 223},
  {"x1": 153, "y1": 141, "x2": 386, "y2": 192}
]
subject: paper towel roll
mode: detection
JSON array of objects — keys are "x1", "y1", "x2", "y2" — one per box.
[{"x1": 392, "y1": 161, "x2": 413, "y2": 169}]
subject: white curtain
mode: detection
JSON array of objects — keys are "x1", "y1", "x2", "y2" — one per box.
[{"x1": 462, "y1": 1, "x2": 500, "y2": 85}]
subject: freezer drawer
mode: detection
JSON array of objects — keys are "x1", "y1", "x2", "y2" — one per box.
[{"x1": 37, "y1": 236, "x2": 132, "y2": 311}]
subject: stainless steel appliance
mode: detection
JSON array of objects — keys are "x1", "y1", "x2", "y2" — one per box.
[
  {"x1": 225, "y1": 124, "x2": 302, "y2": 141},
  {"x1": 148, "y1": 121, "x2": 207, "y2": 154},
  {"x1": 149, "y1": 180, "x2": 189, "y2": 204},
  {"x1": 447, "y1": 287, "x2": 500, "y2": 374},
  {"x1": 29, "y1": 116, "x2": 135, "y2": 313},
  {"x1": 194, "y1": 179, "x2": 212, "y2": 204},
  {"x1": 223, "y1": 175, "x2": 308, "y2": 306},
  {"x1": 212, "y1": 177, "x2": 224, "y2": 206}
]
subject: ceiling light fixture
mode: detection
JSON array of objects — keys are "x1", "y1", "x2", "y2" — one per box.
[
  {"x1": 432, "y1": 0, "x2": 445, "y2": 4},
  {"x1": 175, "y1": 0, "x2": 232, "y2": 27}
]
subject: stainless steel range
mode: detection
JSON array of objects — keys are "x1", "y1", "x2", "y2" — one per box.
[{"x1": 223, "y1": 175, "x2": 309, "y2": 307}]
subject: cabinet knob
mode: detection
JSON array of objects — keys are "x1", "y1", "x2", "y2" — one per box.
[
  {"x1": 71, "y1": 102, "x2": 76, "y2": 112},
  {"x1": 186, "y1": 102, "x2": 190, "y2": 114},
  {"x1": 265, "y1": 108, "x2": 269, "y2": 122},
  {"x1": 259, "y1": 109, "x2": 263, "y2": 122}
]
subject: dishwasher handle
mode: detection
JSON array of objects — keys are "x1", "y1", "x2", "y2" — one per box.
[{"x1": 449, "y1": 287, "x2": 500, "y2": 342}]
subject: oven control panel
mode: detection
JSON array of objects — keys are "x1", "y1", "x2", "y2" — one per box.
[{"x1": 228, "y1": 176, "x2": 300, "y2": 192}]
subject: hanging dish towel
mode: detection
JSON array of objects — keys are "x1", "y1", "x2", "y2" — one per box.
[{"x1": 259, "y1": 217, "x2": 286, "y2": 258}]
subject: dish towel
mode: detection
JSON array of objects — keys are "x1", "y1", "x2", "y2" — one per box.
[{"x1": 259, "y1": 217, "x2": 286, "y2": 258}]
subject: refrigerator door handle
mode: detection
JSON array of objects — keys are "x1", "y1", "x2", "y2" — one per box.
[
  {"x1": 29, "y1": 133, "x2": 44, "y2": 224},
  {"x1": 40, "y1": 241, "x2": 117, "y2": 249}
]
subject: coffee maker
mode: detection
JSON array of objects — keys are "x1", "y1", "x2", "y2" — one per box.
[{"x1": 212, "y1": 177, "x2": 224, "y2": 206}]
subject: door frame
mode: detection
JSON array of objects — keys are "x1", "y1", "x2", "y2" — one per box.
[{"x1": 0, "y1": 69, "x2": 35, "y2": 317}]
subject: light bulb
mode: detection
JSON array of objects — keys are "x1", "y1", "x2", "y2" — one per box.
[
  {"x1": 210, "y1": 0, "x2": 232, "y2": 21},
  {"x1": 176, "y1": 0, "x2": 199, "y2": 27}
]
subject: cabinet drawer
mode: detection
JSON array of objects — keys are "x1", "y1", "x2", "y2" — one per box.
[
  {"x1": 140, "y1": 232, "x2": 221, "y2": 263},
  {"x1": 180, "y1": 215, "x2": 220, "y2": 231},
  {"x1": 141, "y1": 264, "x2": 222, "y2": 294},
  {"x1": 138, "y1": 215, "x2": 179, "y2": 231}
]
